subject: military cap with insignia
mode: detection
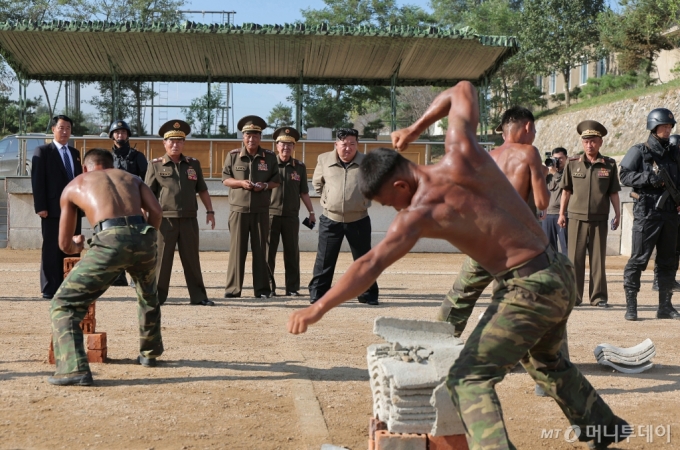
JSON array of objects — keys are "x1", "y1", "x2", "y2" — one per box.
[
  {"x1": 577, "y1": 120, "x2": 608, "y2": 138},
  {"x1": 159, "y1": 120, "x2": 191, "y2": 140},
  {"x1": 273, "y1": 126, "x2": 300, "y2": 143},
  {"x1": 238, "y1": 115, "x2": 267, "y2": 134}
]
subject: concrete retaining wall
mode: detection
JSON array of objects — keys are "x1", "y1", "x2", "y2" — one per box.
[{"x1": 4, "y1": 177, "x2": 457, "y2": 253}]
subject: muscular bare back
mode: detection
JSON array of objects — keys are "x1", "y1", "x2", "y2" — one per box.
[
  {"x1": 489, "y1": 143, "x2": 548, "y2": 210},
  {"x1": 390, "y1": 83, "x2": 549, "y2": 274},
  {"x1": 63, "y1": 169, "x2": 154, "y2": 225}
]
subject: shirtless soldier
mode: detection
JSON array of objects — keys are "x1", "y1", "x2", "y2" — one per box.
[
  {"x1": 287, "y1": 82, "x2": 628, "y2": 450},
  {"x1": 48, "y1": 149, "x2": 164, "y2": 386},
  {"x1": 437, "y1": 106, "x2": 549, "y2": 338}
]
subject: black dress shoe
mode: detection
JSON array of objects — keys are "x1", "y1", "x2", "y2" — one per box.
[
  {"x1": 310, "y1": 298, "x2": 319, "y2": 304},
  {"x1": 224, "y1": 293, "x2": 240, "y2": 298},
  {"x1": 137, "y1": 355, "x2": 157, "y2": 367},
  {"x1": 358, "y1": 294, "x2": 379, "y2": 305},
  {"x1": 286, "y1": 291, "x2": 300, "y2": 297},
  {"x1": 47, "y1": 371, "x2": 93, "y2": 386},
  {"x1": 594, "y1": 301, "x2": 610, "y2": 308},
  {"x1": 42, "y1": 294, "x2": 54, "y2": 299},
  {"x1": 192, "y1": 299, "x2": 215, "y2": 306}
]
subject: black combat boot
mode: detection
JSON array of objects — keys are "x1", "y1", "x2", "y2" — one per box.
[
  {"x1": 652, "y1": 278, "x2": 659, "y2": 291},
  {"x1": 652, "y1": 278, "x2": 680, "y2": 292},
  {"x1": 657, "y1": 291, "x2": 680, "y2": 319},
  {"x1": 624, "y1": 289, "x2": 638, "y2": 321}
]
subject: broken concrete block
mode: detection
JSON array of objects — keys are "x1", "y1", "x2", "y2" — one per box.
[
  {"x1": 594, "y1": 339, "x2": 655, "y2": 373},
  {"x1": 597, "y1": 359, "x2": 654, "y2": 374},
  {"x1": 369, "y1": 317, "x2": 466, "y2": 437},
  {"x1": 430, "y1": 383, "x2": 465, "y2": 436}
]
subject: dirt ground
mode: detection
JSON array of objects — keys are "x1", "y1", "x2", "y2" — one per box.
[{"x1": 0, "y1": 249, "x2": 678, "y2": 450}]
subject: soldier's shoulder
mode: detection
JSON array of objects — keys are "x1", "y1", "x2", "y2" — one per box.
[
  {"x1": 185, "y1": 156, "x2": 199, "y2": 163},
  {"x1": 294, "y1": 158, "x2": 305, "y2": 167},
  {"x1": 151, "y1": 157, "x2": 164, "y2": 163},
  {"x1": 603, "y1": 156, "x2": 617, "y2": 163},
  {"x1": 229, "y1": 148, "x2": 240, "y2": 154},
  {"x1": 568, "y1": 156, "x2": 580, "y2": 162}
]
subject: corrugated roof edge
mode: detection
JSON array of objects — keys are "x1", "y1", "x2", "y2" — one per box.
[{"x1": 0, "y1": 20, "x2": 518, "y2": 47}]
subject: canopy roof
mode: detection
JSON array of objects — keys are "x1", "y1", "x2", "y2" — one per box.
[{"x1": 0, "y1": 21, "x2": 517, "y2": 86}]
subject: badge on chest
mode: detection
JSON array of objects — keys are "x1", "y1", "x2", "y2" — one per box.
[
  {"x1": 290, "y1": 172, "x2": 300, "y2": 181},
  {"x1": 159, "y1": 168, "x2": 173, "y2": 177},
  {"x1": 258, "y1": 161, "x2": 268, "y2": 171},
  {"x1": 597, "y1": 169, "x2": 610, "y2": 178},
  {"x1": 186, "y1": 167, "x2": 197, "y2": 180}
]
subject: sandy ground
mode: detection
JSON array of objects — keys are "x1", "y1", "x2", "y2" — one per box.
[{"x1": 0, "y1": 249, "x2": 679, "y2": 450}]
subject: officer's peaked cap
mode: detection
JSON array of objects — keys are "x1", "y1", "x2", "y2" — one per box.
[
  {"x1": 273, "y1": 126, "x2": 300, "y2": 143},
  {"x1": 159, "y1": 120, "x2": 191, "y2": 140},
  {"x1": 576, "y1": 120, "x2": 607, "y2": 138},
  {"x1": 238, "y1": 115, "x2": 267, "y2": 134}
]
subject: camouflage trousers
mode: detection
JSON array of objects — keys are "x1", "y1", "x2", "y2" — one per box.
[
  {"x1": 446, "y1": 247, "x2": 617, "y2": 450},
  {"x1": 50, "y1": 223, "x2": 164, "y2": 375},
  {"x1": 436, "y1": 256, "x2": 494, "y2": 337}
]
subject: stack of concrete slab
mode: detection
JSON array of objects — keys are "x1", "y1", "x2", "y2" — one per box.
[
  {"x1": 367, "y1": 317, "x2": 466, "y2": 436},
  {"x1": 594, "y1": 338, "x2": 655, "y2": 374}
]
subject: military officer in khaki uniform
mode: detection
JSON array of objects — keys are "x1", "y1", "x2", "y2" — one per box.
[
  {"x1": 558, "y1": 120, "x2": 621, "y2": 306},
  {"x1": 145, "y1": 120, "x2": 216, "y2": 306},
  {"x1": 268, "y1": 127, "x2": 316, "y2": 296},
  {"x1": 222, "y1": 116, "x2": 281, "y2": 298}
]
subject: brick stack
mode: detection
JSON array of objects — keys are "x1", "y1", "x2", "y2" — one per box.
[
  {"x1": 366, "y1": 317, "x2": 469, "y2": 450},
  {"x1": 48, "y1": 257, "x2": 108, "y2": 364},
  {"x1": 369, "y1": 419, "x2": 469, "y2": 450}
]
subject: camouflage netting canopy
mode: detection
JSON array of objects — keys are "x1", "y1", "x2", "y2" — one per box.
[{"x1": 0, "y1": 21, "x2": 517, "y2": 86}]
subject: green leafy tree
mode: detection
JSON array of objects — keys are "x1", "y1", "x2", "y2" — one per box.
[
  {"x1": 89, "y1": 81, "x2": 154, "y2": 135},
  {"x1": 519, "y1": 0, "x2": 606, "y2": 107},
  {"x1": 296, "y1": 0, "x2": 432, "y2": 130},
  {"x1": 182, "y1": 84, "x2": 224, "y2": 137},
  {"x1": 598, "y1": 0, "x2": 680, "y2": 80},
  {"x1": 301, "y1": 0, "x2": 435, "y2": 27},
  {"x1": 267, "y1": 103, "x2": 294, "y2": 129}
]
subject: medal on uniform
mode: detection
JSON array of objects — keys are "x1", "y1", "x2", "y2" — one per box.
[
  {"x1": 187, "y1": 167, "x2": 197, "y2": 180},
  {"x1": 291, "y1": 172, "x2": 300, "y2": 181},
  {"x1": 258, "y1": 161, "x2": 268, "y2": 171},
  {"x1": 598, "y1": 169, "x2": 610, "y2": 178}
]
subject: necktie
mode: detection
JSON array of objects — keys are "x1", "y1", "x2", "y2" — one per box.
[{"x1": 62, "y1": 146, "x2": 74, "y2": 180}]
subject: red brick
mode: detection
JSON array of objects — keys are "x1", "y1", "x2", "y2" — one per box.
[
  {"x1": 87, "y1": 347, "x2": 107, "y2": 363},
  {"x1": 80, "y1": 318, "x2": 96, "y2": 334},
  {"x1": 83, "y1": 302, "x2": 96, "y2": 320},
  {"x1": 369, "y1": 417, "x2": 388, "y2": 440},
  {"x1": 48, "y1": 340, "x2": 55, "y2": 364},
  {"x1": 63, "y1": 257, "x2": 81, "y2": 278},
  {"x1": 86, "y1": 332, "x2": 107, "y2": 350},
  {"x1": 427, "y1": 435, "x2": 469, "y2": 450},
  {"x1": 374, "y1": 430, "x2": 426, "y2": 450}
]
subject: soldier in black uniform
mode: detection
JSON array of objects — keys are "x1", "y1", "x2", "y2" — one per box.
[
  {"x1": 652, "y1": 133, "x2": 680, "y2": 292},
  {"x1": 145, "y1": 120, "x2": 216, "y2": 306},
  {"x1": 268, "y1": 127, "x2": 316, "y2": 296},
  {"x1": 222, "y1": 116, "x2": 281, "y2": 298},
  {"x1": 620, "y1": 109, "x2": 680, "y2": 321},
  {"x1": 109, "y1": 119, "x2": 149, "y2": 286}
]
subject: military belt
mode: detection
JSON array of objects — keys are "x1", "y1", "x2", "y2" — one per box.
[
  {"x1": 500, "y1": 250, "x2": 551, "y2": 281},
  {"x1": 94, "y1": 215, "x2": 146, "y2": 234}
]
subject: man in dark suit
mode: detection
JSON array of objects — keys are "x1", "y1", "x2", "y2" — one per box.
[{"x1": 31, "y1": 115, "x2": 83, "y2": 299}]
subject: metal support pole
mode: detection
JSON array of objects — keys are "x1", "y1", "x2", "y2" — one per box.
[
  {"x1": 150, "y1": 82, "x2": 154, "y2": 134},
  {"x1": 478, "y1": 78, "x2": 489, "y2": 142},
  {"x1": 109, "y1": 58, "x2": 119, "y2": 122},
  {"x1": 206, "y1": 58, "x2": 212, "y2": 138},
  {"x1": 18, "y1": 76, "x2": 28, "y2": 135},
  {"x1": 390, "y1": 65, "x2": 400, "y2": 132},
  {"x1": 296, "y1": 66, "x2": 303, "y2": 132}
]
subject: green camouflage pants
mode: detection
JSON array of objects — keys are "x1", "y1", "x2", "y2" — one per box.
[
  {"x1": 446, "y1": 248, "x2": 617, "y2": 450},
  {"x1": 437, "y1": 256, "x2": 493, "y2": 337},
  {"x1": 50, "y1": 223, "x2": 163, "y2": 375}
]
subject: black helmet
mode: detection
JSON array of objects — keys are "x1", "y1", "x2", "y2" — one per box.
[
  {"x1": 647, "y1": 108, "x2": 676, "y2": 131},
  {"x1": 670, "y1": 134, "x2": 680, "y2": 147},
  {"x1": 109, "y1": 120, "x2": 131, "y2": 139}
]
